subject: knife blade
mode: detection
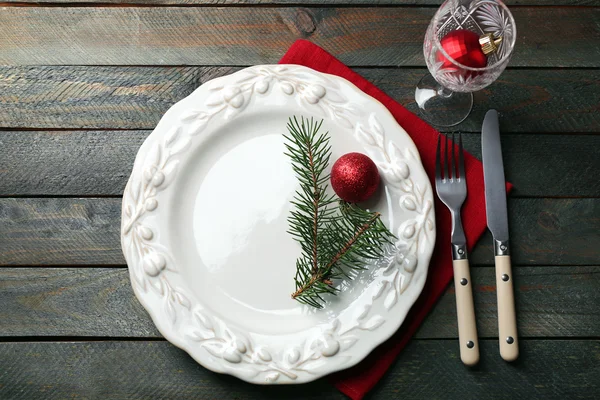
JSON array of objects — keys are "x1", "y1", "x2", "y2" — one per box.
[
  {"x1": 482, "y1": 110, "x2": 509, "y2": 245},
  {"x1": 482, "y1": 109, "x2": 519, "y2": 362}
]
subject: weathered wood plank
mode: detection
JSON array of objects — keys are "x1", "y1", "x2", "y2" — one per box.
[
  {"x1": 5, "y1": 0, "x2": 600, "y2": 5},
  {"x1": 464, "y1": 134, "x2": 600, "y2": 198},
  {"x1": 0, "y1": 198, "x2": 597, "y2": 266},
  {"x1": 0, "y1": 268, "x2": 158, "y2": 337},
  {"x1": 0, "y1": 7, "x2": 598, "y2": 67},
  {"x1": 0, "y1": 198, "x2": 121, "y2": 266},
  {"x1": 380, "y1": 69, "x2": 600, "y2": 134},
  {"x1": 1, "y1": 66, "x2": 599, "y2": 133},
  {"x1": 1, "y1": 130, "x2": 598, "y2": 197},
  {"x1": 419, "y1": 266, "x2": 600, "y2": 339},
  {"x1": 0, "y1": 131, "x2": 148, "y2": 197},
  {"x1": 0, "y1": 66, "x2": 202, "y2": 130},
  {"x1": 0, "y1": 266, "x2": 597, "y2": 338},
  {"x1": 470, "y1": 198, "x2": 599, "y2": 265},
  {"x1": 368, "y1": 340, "x2": 600, "y2": 400},
  {"x1": 0, "y1": 340, "x2": 344, "y2": 399},
  {"x1": 0, "y1": 340, "x2": 597, "y2": 399}
]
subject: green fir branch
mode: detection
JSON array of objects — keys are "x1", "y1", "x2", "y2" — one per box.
[{"x1": 284, "y1": 116, "x2": 395, "y2": 309}]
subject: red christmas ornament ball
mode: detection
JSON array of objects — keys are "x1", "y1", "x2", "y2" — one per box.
[
  {"x1": 331, "y1": 153, "x2": 380, "y2": 203},
  {"x1": 437, "y1": 29, "x2": 487, "y2": 70}
]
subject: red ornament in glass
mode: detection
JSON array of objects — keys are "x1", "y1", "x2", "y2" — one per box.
[
  {"x1": 330, "y1": 153, "x2": 380, "y2": 203},
  {"x1": 437, "y1": 29, "x2": 488, "y2": 71}
]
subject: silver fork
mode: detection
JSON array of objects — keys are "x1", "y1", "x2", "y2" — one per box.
[{"x1": 435, "y1": 133, "x2": 479, "y2": 366}]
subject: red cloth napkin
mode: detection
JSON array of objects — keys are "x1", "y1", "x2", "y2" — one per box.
[{"x1": 280, "y1": 40, "x2": 512, "y2": 400}]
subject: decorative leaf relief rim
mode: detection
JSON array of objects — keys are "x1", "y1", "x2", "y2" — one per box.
[
  {"x1": 121, "y1": 65, "x2": 435, "y2": 383},
  {"x1": 355, "y1": 114, "x2": 434, "y2": 311},
  {"x1": 187, "y1": 305, "x2": 386, "y2": 382},
  {"x1": 122, "y1": 125, "x2": 192, "y2": 323}
]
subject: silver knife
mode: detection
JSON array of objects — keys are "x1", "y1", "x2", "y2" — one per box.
[{"x1": 482, "y1": 110, "x2": 519, "y2": 362}]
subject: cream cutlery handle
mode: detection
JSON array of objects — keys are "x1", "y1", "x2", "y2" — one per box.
[
  {"x1": 453, "y1": 259, "x2": 479, "y2": 366},
  {"x1": 495, "y1": 255, "x2": 519, "y2": 361}
]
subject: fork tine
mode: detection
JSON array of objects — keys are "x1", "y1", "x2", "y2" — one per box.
[
  {"x1": 435, "y1": 135, "x2": 442, "y2": 180},
  {"x1": 451, "y1": 133, "x2": 456, "y2": 180},
  {"x1": 458, "y1": 132, "x2": 465, "y2": 180},
  {"x1": 443, "y1": 134, "x2": 449, "y2": 180}
]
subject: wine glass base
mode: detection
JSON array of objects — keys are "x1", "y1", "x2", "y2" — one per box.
[{"x1": 415, "y1": 74, "x2": 473, "y2": 127}]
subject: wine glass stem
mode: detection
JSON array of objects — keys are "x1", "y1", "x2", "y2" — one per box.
[{"x1": 438, "y1": 86, "x2": 453, "y2": 98}]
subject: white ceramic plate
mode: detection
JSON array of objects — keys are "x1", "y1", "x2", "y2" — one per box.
[{"x1": 121, "y1": 65, "x2": 435, "y2": 384}]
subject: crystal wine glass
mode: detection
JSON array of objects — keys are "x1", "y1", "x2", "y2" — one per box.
[{"x1": 416, "y1": 0, "x2": 516, "y2": 127}]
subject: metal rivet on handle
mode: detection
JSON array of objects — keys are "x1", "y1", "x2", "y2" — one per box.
[
  {"x1": 460, "y1": 278, "x2": 468, "y2": 286},
  {"x1": 506, "y1": 336, "x2": 514, "y2": 344},
  {"x1": 467, "y1": 341, "x2": 474, "y2": 349},
  {"x1": 502, "y1": 274, "x2": 510, "y2": 282},
  {"x1": 458, "y1": 248, "x2": 464, "y2": 255},
  {"x1": 500, "y1": 245, "x2": 507, "y2": 251}
]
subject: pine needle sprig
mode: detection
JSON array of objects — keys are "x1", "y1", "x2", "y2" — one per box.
[{"x1": 284, "y1": 116, "x2": 395, "y2": 309}]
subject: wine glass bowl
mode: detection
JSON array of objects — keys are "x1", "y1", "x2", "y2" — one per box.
[{"x1": 416, "y1": 0, "x2": 516, "y2": 126}]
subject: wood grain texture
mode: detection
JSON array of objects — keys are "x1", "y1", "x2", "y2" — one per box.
[
  {"x1": 0, "y1": 198, "x2": 121, "y2": 265},
  {"x1": 378, "y1": 68, "x2": 600, "y2": 134},
  {"x1": 0, "y1": 340, "x2": 597, "y2": 399},
  {"x1": 0, "y1": 131, "x2": 148, "y2": 196},
  {"x1": 470, "y1": 198, "x2": 599, "y2": 265},
  {"x1": 0, "y1": 340, "x2": 345, "y2": 399},
  {"x1": 0, "y1": 7, "x2": 598, "y2": 67},
  {"x1": 1, "y1": 131, "x2": 598, "y2": 197},
  {"x1": 368, "y1": 340, "x2": 600, "y2": 400},
  {"x1": 0, "y1": 266, "x2": 597, "y2": 338},
  {"x1": 4, "y1": 0, "x2": 600, "y2": 5},
  {"x1": 0, "y1": 66, "x2": 202, "y2": 129},
  {"x1": 0, "y1": 268, "x2": 158, "y2": 337},
  {"x1": 418, "y1": 266, "x2": 600, "y2": 339},
  {"x1": 0, "y1": 198, "x2": 598, "y2": 266},
  {"x1": 462, "y1": 134, "x2": 600, "y2": 198},
  {"x1": 1, "y1": 66, "x2": 599, "y2": 133}
]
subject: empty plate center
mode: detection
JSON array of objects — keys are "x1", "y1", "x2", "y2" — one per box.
[{"x1": 193, "y1": 134, "x2": 300, "y2": 310}]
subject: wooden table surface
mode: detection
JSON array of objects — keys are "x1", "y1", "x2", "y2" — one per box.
[{"x1": 0, "y1": 0, "x2": 599, "y2": 399}]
